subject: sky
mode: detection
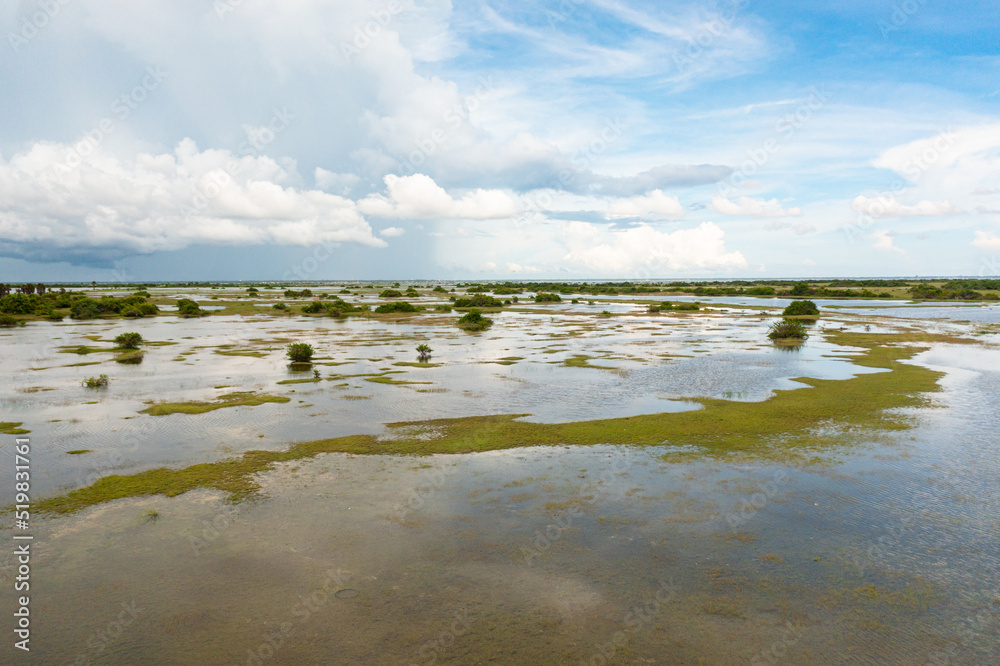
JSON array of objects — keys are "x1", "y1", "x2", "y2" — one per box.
[{"x1": 0, "y1": 0, "x2": 998, "y2": 282}]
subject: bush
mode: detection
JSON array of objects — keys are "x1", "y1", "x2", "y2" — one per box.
[
  {"x1": 286, "y1": 343, "x2": 314, "y2": 363},
  {"x1": 114, "y1": 332, "x2": 144, "y2": 349},
  {"x1": 0, "y1": 314, "x2": 20, "y2": 327},
  {"x1": 534, "y1": 292, "x2": 562, "y2": 303},
  {"x1": 70, "y1": 300, "x2": 100, "y2": 320},
  {"x1": 416, "y1": 344, "x2": 432, "y2": 359},
  {"x1": 82, "y1": 374, "x2": 109, "y2": 388},
  {"x1": 768, "y1": 320, "x2": 808, "y2": 340},
  {"x1": 783, "y1": 300, "x2": 819, "y2": 317},
  {"x1": 456, "y1": 309, "x2": 492, "y2": 331},
  {"x1": 674, "y1": 302, "x2": 700, "y2": 311},
  {"x1": 375, "y1": 301, "x2": 420, "y2": 313},
  {"x1": 379, "y1": 289, "x2": 403, "y2": 298},
  {"x1": 139, "y1": 303, "x2": 158, "y2": 316},
  {"x1": 177, "y1": 299, "x2": 203, "y2": 316},
  {"x1": 272, "y1": 302, "x2": 288, "y2": 311},
  {"x1": 301, "y1": 302, "x2": 325, "y2": 314},
  {"x1": 432, "y1": 286, "x2": 448, "y2": 293},
  {"x1": 434, "y1": 304, "x2": 452, "y2": 312},
  {"x1": 453, "y1": 294, "x2": 504, "y2": 308}
]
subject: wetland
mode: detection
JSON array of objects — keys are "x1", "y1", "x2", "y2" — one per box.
[{"x1": 2, "y1": 281, "x2": 999, "y2": 664}]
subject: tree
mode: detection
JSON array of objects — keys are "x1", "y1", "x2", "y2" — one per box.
[
  {"x1": 782, "y1": 300, "x2": 819, "y2": 317},
  {"x1": 456, "y1": 309, "x2": 492, "y2": 331},
  {"x1": 286, "y1": 343, "x2": 314, "y2": 363},
  {"x1": 416, "y1": 344, "x2": 432, "y2": 360},
  {"x1": 177, "y1": 299, "x2": 203, "y2": 317},
  {"x1": 114, "y1": 332, "x2": 144, "y2": 349}
]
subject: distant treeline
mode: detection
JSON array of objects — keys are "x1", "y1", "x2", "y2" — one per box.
[{"x1": 0, "y1": 292, "x2": 158, "y2": 319}]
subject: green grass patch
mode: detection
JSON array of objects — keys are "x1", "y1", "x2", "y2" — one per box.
[
  {"x1": 365, "y1": 376, "x2": 433, "y2": 385},
  {"x1": 66, "y1": 450, "x2": 92, "y2": 455},
  {"x1": 1, "y1": 422, "x2": 30, "y2": 435},
  {"x1": 139, "y1": 391, "x2": 291, "y2": 416},
  {"x1": 561, "y1": 354, "x2": 616, "y2": 369},
  {"x1": 276, "y1": 378, "x2": 322, "y2": 385}
]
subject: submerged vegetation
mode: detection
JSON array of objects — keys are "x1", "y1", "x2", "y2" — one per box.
[
  {"x1": 768, "y1": 320, "x2": 809, "y2": 340},
  {"x1": 139, "y1": 391, "x2": 290, "y2": 416},
  {"x1": 82, "y1": 374, "x2": 110, "y2": 388},
  {"x1": 34, "y1": 330, "x2": 961, "y2": 514}
]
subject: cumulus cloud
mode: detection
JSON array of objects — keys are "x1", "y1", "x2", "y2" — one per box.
[
  {"x1": 0, "y1": 139, "x2": 385, "y2": 266},
  {"x1": 606, "y1": 190, "x2": 684, "y2": 218},
  {"x1": 870, "y1": 230, "x2": 905, "y2": 254},
  {"x1": 851, "y1": 195, "x2": 961, "y2": 218},
  {"x1": 379, "y1": 226, "x2": 406, "y2": 237},
  {"x1": 973, "y1": 230, "x2": 1000, "y2": 249},
  {"x1": 712, "y1": 196, "x2": 801, "y2": 218},
  {"x1": 358, "y1": 174, "x2": 519, "y2": 219},
  {"x1": 561, "y1": 221, "x2": 746, "y2": 273}
]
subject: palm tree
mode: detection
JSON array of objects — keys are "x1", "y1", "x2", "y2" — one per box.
[{"x1": 416, "y1": 344, "x2": 432, "y2": 360}]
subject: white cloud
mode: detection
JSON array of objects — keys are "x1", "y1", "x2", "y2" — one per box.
[
  {"x1": 379, "y1": 226, "x2": 406, "y2": 237},
  {"x1": 712, "y1": 196, "x2": 801, "y2": 218},
  {"x1": 606, "y1": 190, "x2": 684, "y2": 218},
  {"x1": 851, "y1": 195, "x2": 961, "y2": 218},
  {"x1": 506, "y1": 262, "x2": 541, "y2": 273},
  {"x1": 358, "y1": 174, "x2": 519, "y2": 219},
  {"x1": 0, "y1": 138, "x2": 385, "y2": 264},
  {"x1": 870, "y1": 230, "x2": 905, "y2": 254},
  {"x1": 314, "y1": 168, "x2": 360, "y2": 195},
  {"x1": 973, "y1": 230, "x2": 1000, "y2": 249},
  {"x1": 561, "y1": 221, "x2": 746, "y2": 273}
]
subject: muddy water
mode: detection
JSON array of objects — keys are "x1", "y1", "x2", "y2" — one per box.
[{"x1": 1, "y1": 300, "x2": 999, "y2": 664}]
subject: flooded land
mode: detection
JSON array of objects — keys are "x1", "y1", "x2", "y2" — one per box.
[{"x1": 2, "y1": 284, "x2": 1000, "y2": 664}]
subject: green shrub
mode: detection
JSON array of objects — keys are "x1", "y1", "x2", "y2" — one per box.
[
  {"x1": 70, "y1": 300, "x2": 100, "y2": 320},
  {"x1": 434, "y1": 304, "x2": 452, "y2": 312},
  {"x1": 82, "y1": 374, "x2": 109, "y2": 388},
  {"x1": 139, "y1": 303, "x2": 158, "y2": 316},
  {"x1": 674, "y1": 302, "x2": 700, "y2": 311},
  {"x1": 114, "y1": 332, "x2": 144, "y2": 349},
  {"x1": 456, "y1": 309, "x2": 492, "y2": 331},
  {"x1": 375, "y1": 301, "x2": 420, "y2": 313},
  {"x1": 379, "y1": 289, "x2": 403, "y2": 298},
  {"x1": 768, "y1": 320, "x2": 808, "y2": 340},
  {"x1": 416, "y1": 344, "x2": 432, "y2": 359},
  {"x1": 432, "y1": 286, "x2": 448, "y2": 293},
  {"x1": 534, "y1": 292, "x2": 562, "y2": 303},
  {"x1": 783, "y1": 300, "x2": 819, "y2": 317},
  {"x1": 272, "y1": 302, "x2": 288, "y2": 311},
  {"x1": 301, "y1": 302, "x2": 325, "y2": 314},
  {"x1": 0, "y1": 314, "x2": 21, "y2": 327},
  {"x1": 453, "y1": 294, "x2": 504, "y2": 308},
  {"x1": 286, "y1": 343, "x2": 314, "y2": 363},
  {"x1": 177, "y1": 299, "x2": 203, "y2": 316}
]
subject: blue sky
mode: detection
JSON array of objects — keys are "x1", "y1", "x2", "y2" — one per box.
[{"x1": 1, "y1": 0, "x2": 998, "y2": 281}]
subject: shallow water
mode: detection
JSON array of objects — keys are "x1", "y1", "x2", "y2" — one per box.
[{"x1": 2, "y1": 294, "x2": 999, "y2": 664}]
